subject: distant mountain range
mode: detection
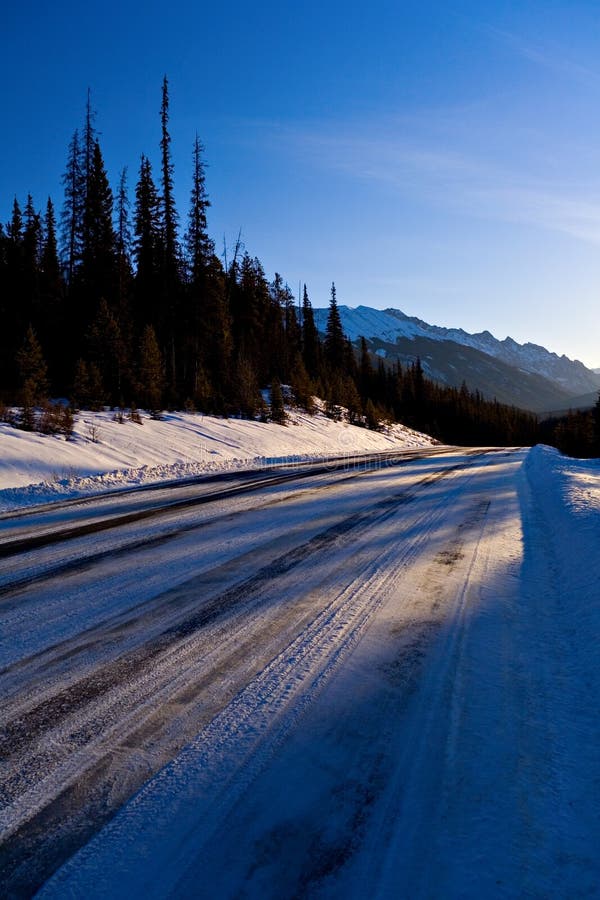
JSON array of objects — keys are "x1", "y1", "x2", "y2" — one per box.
[{"x1": 313, "y1": 305, "x2": 600, "y2": 414}]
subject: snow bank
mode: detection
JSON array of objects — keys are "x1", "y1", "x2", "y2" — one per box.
[
  {"x1": 525, "y1": 444, "x2": 600, "y2": 565},
  {"x1": 524, "y1": 443, "x2": 600, "y2": 658},
  {"x1": 0, "y1": 408, "x2": 433, "y2": 512}
]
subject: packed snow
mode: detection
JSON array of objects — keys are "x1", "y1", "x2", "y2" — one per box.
[
  {"x1": 1, "y1": 425, "x2": 598, "y2": 897},
  {"x1": 15, "y1": 443, "x2": 598, "y2": 898},
  {"x1": 0, "y1": 406, "x2": 433, "y2": 512}
]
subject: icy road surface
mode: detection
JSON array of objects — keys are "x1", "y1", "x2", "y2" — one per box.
[{"x1": 1, "y1": 447, "x2": 599, "y2": 897}]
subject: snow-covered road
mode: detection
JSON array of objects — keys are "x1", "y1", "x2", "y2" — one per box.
[{"x1": 1, "y1": 446, "x2": 599, "y2": 898}]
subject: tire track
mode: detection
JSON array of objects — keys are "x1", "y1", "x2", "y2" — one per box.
[{"x1": 0, "y1": 454, "x2": 487, "y2": 896}]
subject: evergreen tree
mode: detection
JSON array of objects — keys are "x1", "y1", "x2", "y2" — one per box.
[
  {"x1": 87, "y1": 298, "x2": 127, "y2": 404},
  {"x1": 181, "y1": 134, "x2": 220, "y2": 405},
  {"x1": 343, "y1": 375, "x2": 362, "y2": 424},
  {"x1": 270, "y1": 274, "x2": 300, "y2": 381},
  {"x1": 185, "y1": 134, "x2": 212, "y2": 280},
  {"x1": 22, "y1": 194, "x2": 42, "y2": 321},
  {"x1": 3, "y1": 199, "x2": 27, "y2": 387},
  {"x1": 39, "y1": 197, "x2": 67, "y2": 391},
  {"x1": 270, "y1": 377, "x2": 287, "y2": 424},
  {"x1": 159, "y1": 77, "x2": 182, "y2": 400},
  {"x1": 593, "y1": 392, "x2": 600, "y2": 455},
  {"x1": 301, "y1": 284, "x2": 321, "y2": 378},
  {"x1": 115, "y1": 167, "x2": 133, "y2": 318},
  {"x1": 41, "y1": 198, "x2": 61, "y2": 294},
  {"x1": 359, "y1": 336, "x2": 374, "y2": 397},
  {"x1": 324, "y1": 281, "x2": 345, "y2": 372},
  {"x1": 137, "y1": 324, "x2": 164, "y2": 415},
  {"x1": 80, "y1": 140, "x2": 116, "y2": 303},
  {"x1": 230, "y1": 253, "x2": 271, "y2": 382},
  {"x1": 72, "y1": 358, "x2": 91, "y2": 408},
  {"x1": 60, "y1": 130, "x2": 84, "y2": 283},
  {"x1": 133, "y1": 155, "x2": 162, "y2": 328},
  {"x1": 232, "y1": 353, "x2": 262, "y2": 417},
  {"x1": 82, "y1": 90, "x2": 98, "y2": 203},
  {"x1": 16, "y1": 325, "x2": 49, "y2": 410},
  {"x1": 290, "y1": 353, "x2": 315, "y2": 412},
  {"x1": 159, "y1": 75, "x2": 180, "y2": 282}
]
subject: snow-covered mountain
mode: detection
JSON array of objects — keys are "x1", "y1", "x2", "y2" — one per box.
[{"x1": 313, "y1": 305, "x2": 600, "y2": 412}]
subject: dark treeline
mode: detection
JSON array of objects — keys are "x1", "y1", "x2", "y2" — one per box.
[
  {"x1": 1, "y1": 80, "x2": 541, "y2": 447},
  {"x1": 539, "y1": 401, "x2": 600, "y2": 459}
]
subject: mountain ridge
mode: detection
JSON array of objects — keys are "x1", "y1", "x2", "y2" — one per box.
[{"x1": 312, "y1": 304, "x2": 600, "y2": 413}]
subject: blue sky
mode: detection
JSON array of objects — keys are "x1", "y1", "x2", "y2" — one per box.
[{"x1": 2, "y1": 0, "x2": 600, "y2": 367}]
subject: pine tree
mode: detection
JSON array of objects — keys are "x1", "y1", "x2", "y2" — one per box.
[
  {"x1": 270, "y1": 377, "x2": 287, "y2": 424},
  {"x1": 16, "y1": 325, "x2": 49, "y2": 415},
  {"x1": 41, "y1": 198, "x2": 61, "y2": 294},
  {"x1": 82, "y1": 91, "x2": 97, "y2": 195},
  {"x1": 343, "y1": 375, "x2": 362, "y2": 424},
  {"x1": 133, "y1": 155, "x2": 162, "y2": 328},
  {"x1": 80, "y1": 140, "x2": 116, "y2": 302},
  {"x1": 160, "y1": 75, "x2": 180, "y2": 283},
  {"x1": 159, "y1": 77, "x2": 181, "y2": 401},
  {"x1": 1, "y1": 200, "x2": 26, "y2": 392},
  {"x1": 38, "y1": 197, "x2": 67, "y2": 392},
  {"x1": 593, "y1": 391, "x2": 600, "y2": 455},
  {"x1": 364, "y1": 398, "x2": 380, "y2": 430},
  {"x1": 232, "y1": 353, "x2": 262, "y2": 418},
  {"x1": 115, "y1": 167, "x2": 133, "y2": 317},
  {"x1": 181, "y1": 134, "x2": 217, "y2": 404},
  {"x1": 60, "y1": 130, "x2": 84, "y2": 284},
  {"x1": 359, "y1": 336, "x2": 373, "y2": 397},
  {"x1": 324, "y1": 282, "x2": 345, "y2": 372},
  {"x1": 137, "y1": 324, "x2": 164, "y2": 415},
  {"x1": 72, "y1": 358, "x2": 91, "y2": 408},
  {"x1": 22, "y1": 194, "x2": 42, "y2": 321},
  {"x1": 185, "y1": 134, "x2": 212, "y2": 280},
  {"x1": 290, "y1": 353, "x2": 315, "y2": 412},
  {"x1": 301, "y1": 285, "x2": 321, "y2": 379},
  {"x1": 231, "y1": 253, "x2": 271, "y2": 382},
  {"x1": 87, "y1": 298, "x2": 127, "y2": 404}
]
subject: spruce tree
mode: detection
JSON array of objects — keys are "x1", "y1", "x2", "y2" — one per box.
[
  {"x1": 137, "y1": 324, "x2": 164, "y2": 415},
  {"x1": 115, "y1": 167, "x2": 133, "y2": 317},
  {"x1": 324, "y1": 282, "x2": 345, "y2": 372},
  {"x1": 41, "y1": 198, "x2": 61, "y2": 294},
  {"x1": 359, "y1": 336, "x2": 373, "y2": 398},
  {"x1": 290, "y1": 353, "x2": 315, "y2": 412},
  {"x1": 182, "y1": 134, "x2": 216, "y2": 404},
  {"x1": 16, "y1": 325, "x2": 49, "y2": 411},
  {"x1": 301, "y1": 285, "x2": 321, "y2": 379},
  {"x1": 185, "y1": 134, "x2": 212, "y2": 280},
  {"x1": 81, "y1": 140, "x2": 116, "y2": 303},
  {"x1": 160, "y1": 75, "x2": 180, "y2": 282},
  {"x1": 40, "y1": 198, "x2": 67, "y2": 392},
  {"x1": 60, "y1": 130, "x2": 84, "y2": 284},
  {"x1": 270, "y1": 377, "x2": 287, "y2": 424},
  {"x1": 22, "y1": 195, "x2": 42, "y2": 321},
  {"x1": 133, "y1": 155, "x2": 162, "y2": 329},
  {"x1": 87, "y1": 298, "x2": 127, "y2": 404}
]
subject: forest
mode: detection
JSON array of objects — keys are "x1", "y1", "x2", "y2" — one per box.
[{"x1": 0, "y1": 78, "x2": 594, "y2": 453}]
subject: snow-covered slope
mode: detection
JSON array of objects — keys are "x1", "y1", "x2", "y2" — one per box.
[
  {"x1": 313, "y1": 305, "x2": 600, "y2": 404},
  {"x1": 0, "y1": 407, "x2": 433, "y2": 512}
]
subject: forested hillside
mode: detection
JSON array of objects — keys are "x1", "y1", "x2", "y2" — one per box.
[{"x1": 0, "y1": 81, "x2": 543, "y2": 447}]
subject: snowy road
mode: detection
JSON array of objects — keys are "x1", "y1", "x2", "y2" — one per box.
[{"x1": 1, "y1": 447, "x2": 599, "y2": 897}]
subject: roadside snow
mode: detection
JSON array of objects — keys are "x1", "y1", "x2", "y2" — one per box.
[{"x1": 0, "y1": 408, "x2": 433, "y2": 512}]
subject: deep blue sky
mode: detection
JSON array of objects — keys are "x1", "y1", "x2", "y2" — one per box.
[{"x1": 3, "y1": 0, "x2": 600, "y2": 367}]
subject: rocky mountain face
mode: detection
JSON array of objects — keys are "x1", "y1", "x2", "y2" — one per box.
[{"x1": 313, "y1": 305, "x2": 600, "y2": 413}]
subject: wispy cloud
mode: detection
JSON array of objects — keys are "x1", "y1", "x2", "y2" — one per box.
[
  {"x1": 263, "y1": 119, "x2": 600, "y2": 245},
  {"x1": 485, "y1": 26, "x2": 600, "y2": 88}
]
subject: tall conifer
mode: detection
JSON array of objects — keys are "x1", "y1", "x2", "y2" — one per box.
[{"x1": 324, "y1": 282, "x2": 345, "y2": 372}]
